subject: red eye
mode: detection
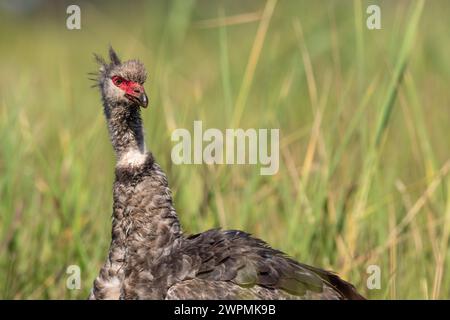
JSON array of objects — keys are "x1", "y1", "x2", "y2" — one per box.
[{"x1": 112, "y1": 76, "x2": 124, "y2": 86}]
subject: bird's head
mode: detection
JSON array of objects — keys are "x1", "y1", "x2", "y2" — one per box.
[{"x1": 93, "y1": 47, "x2": 148, "y2": 108}]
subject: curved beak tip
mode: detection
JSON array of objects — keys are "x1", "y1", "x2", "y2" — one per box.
[{"x1": 140, "y1": 93, "x2": 148, "y2": 108}]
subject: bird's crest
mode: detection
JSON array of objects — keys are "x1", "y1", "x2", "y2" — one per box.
[
  {"x1": 89, "y1": 46, "x2": 147, "y2": 87},
  {"x1": 108, "y1": 46, "x2": 121, "y2": 66},
  {"x1": 89, "y1": 46, "x2": 122, "y2": 87}
]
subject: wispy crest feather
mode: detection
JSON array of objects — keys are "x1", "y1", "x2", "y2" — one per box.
[{"x1": 89, "y1": 46, "x2": 121, "y2": 87}]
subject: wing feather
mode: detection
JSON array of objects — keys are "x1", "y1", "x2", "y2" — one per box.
[{"x1": 165, "y1": 229, "x2": 364, "y2": 300}]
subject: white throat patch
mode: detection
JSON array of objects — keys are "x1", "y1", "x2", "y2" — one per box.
[{"x1": 117, "y1": 149, "x2": 147, "y2": 168}]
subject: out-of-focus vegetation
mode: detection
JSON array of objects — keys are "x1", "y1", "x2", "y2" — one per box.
[{"x1": 0, "y1": 0, "x2": 449, "y2": 299}]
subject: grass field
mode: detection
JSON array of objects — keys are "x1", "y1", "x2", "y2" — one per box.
[{"x1": 0, "y1": 0, "x2": 449, "y2": 299}]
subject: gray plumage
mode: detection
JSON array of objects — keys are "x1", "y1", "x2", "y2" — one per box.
[{"x1": 88, "y1": 47, "x2": 365, "y2": 300}]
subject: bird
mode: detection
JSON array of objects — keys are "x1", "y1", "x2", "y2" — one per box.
[{"x1": 88, "y1": 47, "x2": 365, "y2": 300}]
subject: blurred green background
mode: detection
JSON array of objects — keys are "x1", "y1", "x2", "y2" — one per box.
[{"x1": 0, "y1": 0, "x2": 449, "y2": 299}]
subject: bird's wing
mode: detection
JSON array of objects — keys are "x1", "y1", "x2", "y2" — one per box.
[
  {"x1": 166, "y1": 229, "x2": 364, "y2": 300},
  {"x1": 166, "y1": 278, "x2": 340, "y2": 300}
]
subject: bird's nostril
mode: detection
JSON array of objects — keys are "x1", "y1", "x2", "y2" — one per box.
[{"x1": 133, "y1": 88, "x2": 141, "y2": 93}]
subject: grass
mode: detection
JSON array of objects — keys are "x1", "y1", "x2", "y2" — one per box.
[{"x1": 0, "y1": 0, "x2": 449, "y2": 299}]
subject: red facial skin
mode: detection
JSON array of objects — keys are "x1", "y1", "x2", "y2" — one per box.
[
  {"x1": 111, "y1": 75, "x2": 148, "y2": 107},
  {"x1": 112, "y1": 76, "x2": 144, "y2": 96}
]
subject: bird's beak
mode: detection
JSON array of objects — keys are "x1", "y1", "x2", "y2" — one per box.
[
  {"x1": 126, "y1": 84, "x2": 149, "y2": 108},
  {"x1": 139, "y1": 92, "x2": 148, "y2": 108}
]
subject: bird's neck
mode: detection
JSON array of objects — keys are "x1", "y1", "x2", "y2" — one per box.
[
  {"x1": 104, "y1": 103, "x2": 146, "y2": 165},
  {"x1": 104, "y1": 102, "x2": 182, "y2": 245},
  {"x1": 91, "y1": 101, "x2": 182, "y2": 299}
]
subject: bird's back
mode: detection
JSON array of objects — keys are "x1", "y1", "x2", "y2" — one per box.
[{"x1": 145, "y1": 229, "x2": 364, "y2": 300}]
